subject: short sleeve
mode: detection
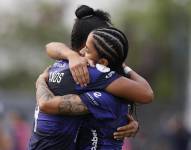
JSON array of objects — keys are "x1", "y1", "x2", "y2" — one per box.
[
  {"x1": 80, "y1": 91, "x2": 128, "y2": 120},
  {"x1": 76, "y1": 64, "x2": 120, "y2": 92}
]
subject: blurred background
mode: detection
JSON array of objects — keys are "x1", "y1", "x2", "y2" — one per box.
[{"x1": 0, "y1": 0, "x2": 190, "y2": 150}]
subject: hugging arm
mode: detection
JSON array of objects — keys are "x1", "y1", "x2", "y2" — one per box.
[
  {"x1": 45, "y1": 42, "x2": 74, "y2": 60},
  {"x1": 36, "y1": 72, "x2": 88, "y2": 115},
  {"x1": 36, "y1": 69, "x2": 139, "y2": 138},
  {"x1": 46, "y1": 42, "x2": 154, "y2": 104},
  {"x1": 113, "y1": 115, "x2": 139, "y2": 139},
  {"x1": 106, "y1": 69, "x2": 154, "y2": 104},
  {"x1": 46, "y1": 42, "x2": 91, "y2": 86}
]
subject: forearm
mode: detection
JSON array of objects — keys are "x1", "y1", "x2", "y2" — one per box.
[
  {"x1": 36, "y1": 76, "x2": 54, "y2": 105},
  {"x1": 105, "y1": 65, "x2": 154, "y2": 104},
  {"x1": 106, "y1": 76, "x2": 154, "y2": 104},
  {"x1": 46, "y1": 42, "x2": 77, "y2": 60},
  {"x1": 127, "y1": 68, "x2": 154, "y2": 103},
  {"x1": 123, "y1": 65, "x2": 151, "y2": 89},
  {"x1": 128, "y1": 70, "x2": 152, "y2": 92},
  {"x1": 36, "y1": 77, "x2": 88, "y2": 115},
  {"x1": 39, "y1": 95, "x2": 89, "y2": 115}
]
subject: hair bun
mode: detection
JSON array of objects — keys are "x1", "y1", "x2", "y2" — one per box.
[{"x1": 75, "y1": 5, "x2": 94, "y2": 19}]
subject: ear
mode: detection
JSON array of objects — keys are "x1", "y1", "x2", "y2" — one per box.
[
  {"x1": 98, "y1": 58, "x2": 108, "y2": 66},
  {"x1": 79, "y1": 48, "x2": 85, "y2": 56}
]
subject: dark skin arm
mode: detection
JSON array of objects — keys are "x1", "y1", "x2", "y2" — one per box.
[{"x1": 106, "y1": 70, "x2": 153, "y2": 104}]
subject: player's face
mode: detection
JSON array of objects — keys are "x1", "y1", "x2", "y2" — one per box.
[{"x1": 80, "y1": 33, "x2": 100, "y2": 64}]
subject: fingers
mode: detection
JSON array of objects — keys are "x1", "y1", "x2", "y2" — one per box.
[
  {"x1": 113, "y1": 128, "x2": 136, "y2": 139},
  {"x1": 41, "y1": 66, "x2": 51, "y2": 80},
  {"x1": 70, "y1": 68, "x2": 79, "y2": 84},
  {"x1": 117, "y1": 124, "x2": 134, "y2": 132},
  {"x1": 43, "y1": 66, "x2": 51, "y2": 73},
  {"x1": 122, "y1": 63, "x2": 127, "y2": 68},
  {"x1": 36, "y1": 66, "x2": 51, "y2": 88},
  {"x1": 82, "y1": 65, "x2": 89, "y2": 84},
  {"x1": 127, "y1": 114, "x2": 134, "y2": 121},
  {"x1": 114, "y1": 132, "x2": 135, "y2": 139},
  {"x1": 75, "y1": 66, "x2": 86, "y2": 87},
  {"x1": 68, "y1": 56, "x2": 91, "y2": 87},
  {"x1": 113, "y1": 119, "x2": 139, "y2": 139},
  {"x1": 70, "y1": 63, "x2": 89, "y2": 87}
]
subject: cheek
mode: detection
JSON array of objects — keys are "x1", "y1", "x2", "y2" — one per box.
[
  {"x1": 84, "y1": 53, "x2": 98, "y2": 64},
  {"x1": 85, "y1": 53, "x2": 93, "y2": 60}
]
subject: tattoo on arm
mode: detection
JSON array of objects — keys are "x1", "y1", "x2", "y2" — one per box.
[
  {"x1": 36, "y1": 77, "x2": 54, "y2": 103},
  {"x1": 36, "y1": 77, "x2": 88, "y2": 115},
  {"x1": 58, "y1": 94, "x2": 88, "y2": 115}
]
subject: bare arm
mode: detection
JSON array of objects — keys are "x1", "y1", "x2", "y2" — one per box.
[
  {"x1": 36, "y1": 69, "x2": 140, "y2": 139},
  {"x1": 106, "y1": 72, "x2": 153, "y2": 104},
  {"x1": 36, "y1": 72, "x2": 88, "y2": 115},
  {"x1": 46, "y1": 42, "x2": 154, "y2": 103},
  {"x1": 46, "y1": 42, "x2": 75, "y2": 60},
  {"x1": 46, "y1": 42, "x2": 90, "y2": 87},
  {"x1": 105, "y1": 64, "x2": 153, "y2": 104}
]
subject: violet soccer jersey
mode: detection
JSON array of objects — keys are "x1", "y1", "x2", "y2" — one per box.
[
  {"x1": 28, "y1": 60, "x2": 120, "y2": 150},
  {"x1": 77, "y1": 92, "x2": 129, "y2": 150}
]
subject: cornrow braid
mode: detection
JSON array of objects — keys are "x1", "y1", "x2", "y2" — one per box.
[
  {"x1": 95, "y1": 30, "x2": 123, "y2": 59},
  {"x1": 96, "y1": 27, "x2": 128, "y2": 60},
  {"x1": 91, "y1": 27, "x2": 128, "y2": 71},
  {"x1": 93, "y1": 34, "x2": 118, "y2": 64}
]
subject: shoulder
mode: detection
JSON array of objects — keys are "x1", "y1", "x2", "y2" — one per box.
[
  {"x1": 52, "y1": 60, "x2": 69, "y2": 68},
  {"x1": 95, "y1": 64, "x2": 111, "y2": 73},
  {"x1": 88, "y1": 64, "x2": 117, "y2": 81}
]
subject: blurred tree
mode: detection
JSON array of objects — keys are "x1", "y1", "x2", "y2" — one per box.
[
  {"x1": 14, "y1": 1, "x2": 69, "y2": 45},
  {"x1": 115, "y1": 0, "x2": 190, "y2": 102},
  {"x1": 0, "y1": 1, "x2": 70, "y2": 90}
]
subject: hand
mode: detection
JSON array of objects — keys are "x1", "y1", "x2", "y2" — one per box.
[
  {"x1": 68, "y1": 52, "x2": 94, "y2": 87},
  {"x1": 36, "y1": 66, "x2": 50, "y2": 88},
  {"x1": 122, "y1": 63, "x2": 127, "y2": 68},
  {"x1": 113, "y1": 115, "x2": 139, "y2": 140}
]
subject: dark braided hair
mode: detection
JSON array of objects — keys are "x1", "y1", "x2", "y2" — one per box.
[
  {"x1": 71, "y1": 5, "x2": 112, "y2": 50},
  {"x1": 91, "y1": 27, "x2": 128, "y2": 75},
  {"x1": 91, "y1": 27, "x2": 136, "y2": 117},
  {"x1": 72, "y1": 5, "x2": 136, "y2": 116}
]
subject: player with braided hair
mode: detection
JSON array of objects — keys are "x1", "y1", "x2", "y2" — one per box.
[{"x1": 90, "y1": 27, "x2": 128, "y2": 74}]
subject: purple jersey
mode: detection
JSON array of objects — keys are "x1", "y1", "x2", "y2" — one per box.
[
  {"x1": 77, "y1": 92, "x2": 129, "y2": 150},
  {"x1": 28, "y1": 60, "x2": 120, "y2": 150}
]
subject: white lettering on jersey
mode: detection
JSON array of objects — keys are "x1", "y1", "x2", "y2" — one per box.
[
  {"x1": 96, "y1": 64, "x2": 110, "y2": 73},
  {"x1": 87, "y1": 93, "x2": 99, "y2": 106},
  {"x1": 53, "y1": 61, "x2": 68, "y2": 68},
  {"x1": 93, "y1": 92, "x2": 102, "y2": 98},
  {"x1": 105, "y1": 71, "x2": 115, "y2": 79},
  {"x1": 49, "y1": 72, "x2": 64, "y2": 83},
  {"x1": 91, "y1": 129, "x2": 98, "y2": 150}
]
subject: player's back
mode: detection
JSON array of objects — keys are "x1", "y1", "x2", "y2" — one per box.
[
  {"x1": 30, "y1": 60, "x2": 83, "y2": 150},
  {"x1": 29, "y1": 60, "x2": 120, "y2": 150}
]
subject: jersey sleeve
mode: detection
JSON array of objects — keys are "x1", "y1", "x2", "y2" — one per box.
[
  {"x1": 76, "y1": 64, "x2": 121, "y2": 93},
  {"x1": 80, "y1": 91, "x2": 128, "y2": 120}
]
